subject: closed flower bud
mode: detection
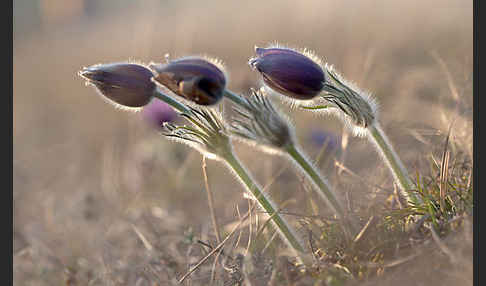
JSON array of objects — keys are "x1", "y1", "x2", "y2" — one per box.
[
  {"x1": 150, "y1": 57, "x2": 226, "y2": 106},
  {"x1": 249, "y1": 47, "x2": 325, "y2": 100},
  {"x1": 79, "y1": 63, "x2": 156, "y2": 108}
]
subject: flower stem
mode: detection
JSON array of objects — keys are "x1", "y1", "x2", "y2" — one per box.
[
  {"x1": 367, "y1": 122, "x2": 422, "y2": 206},
  {"x1": 221, "y1": 149, "x2": 309, "y2": 262},
  {"x1": 152, "y1": 89, "x2": 190, "y2": 113},
  {"x1": 223, "y1": 89, "x2": 249, "y2": 107},
  {"x1": 284, "y1": 143, "x2": 357, "y2": 235},
  {"x1": 153, "y1": 87, "x2": 309, "y2": 261},
  {"x1": 224, "y1": 89, "x2": 357, "y2": 235}
]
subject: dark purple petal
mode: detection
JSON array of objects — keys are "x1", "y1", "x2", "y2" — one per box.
[
  {"x1": 249, "y1": 48, "x2": 325, "y2": 100},
  {"x1": 254, "y1": 47, "x2": 307, "y2": 58},
  {"x1": 80, "y1": 63, "x2": 155, "y2": 107},
  {"x1": 151, "y1": 57, "x2": 226, "y2": 105}
]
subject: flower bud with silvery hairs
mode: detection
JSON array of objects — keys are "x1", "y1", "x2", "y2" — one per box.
[
  {"x1": 249, "y1": 47, "x2": 325, "y2": 100},
  {"x1": 150, "y1": 57, "x2": 227, "y2": 106},
  {"x1": 79, "y1": 62, "x2": 156, "y2": 109}
]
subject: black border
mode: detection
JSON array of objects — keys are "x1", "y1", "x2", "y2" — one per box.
[
  {"x1": 9, "y1": 0, "x2": 13, "y2": 285},
  {"x1": 473, "y1": 0, "x2": 480, "y2": 285}
]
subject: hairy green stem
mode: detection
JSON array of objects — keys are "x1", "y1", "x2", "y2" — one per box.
[
  {"x1": 224, "y1": 89, "x2": 357, "y2": 236},
  {"x1": 151, "y1": 88, "x2": 310, "y2": 263},
  {"x1": 152, "y1": 89, "x2": 190, "y2": 113},
  {"x1": 221, "y1": 149, "x2": 309, "y2": 263},
  {"x1": 285, "y1": 144, "x2": 345, "y2": 217},
  {"x1": 284, "y1": 144, "x2": 357, "y2": 235},
  {"x1": 224, "y1": 89, "x2": 249, "y2": 107},
  {"x1": 367, "y1": 122, "x2": 422, "y2": 206}
]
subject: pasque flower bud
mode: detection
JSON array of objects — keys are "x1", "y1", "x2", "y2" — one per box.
[
  {"x1": 249, "y1": 47, "x2": 325, "y2": 100},
  {"x1": 150, "y1": 57, "x2": 226, "y2": 106},
  {"x1": 79, "y1": 63, "x2": 156, "y2": 108}
]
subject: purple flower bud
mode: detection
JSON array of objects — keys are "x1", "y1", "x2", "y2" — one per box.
[
  {"x1": 79, "y1": 63, "x2": 156, "y2": 108},
  {"x1": 151, "y1": 57, "x2": 226, "y2": 106},
  {"x1": 249, "y1": 47, "x2": 325, "y2": 100},
  {"x1": 141, "y1": 99, "x2": 177, "y2": 129},
  {"x1": 309, "y1": 129, "x2": 340, "y2": 151}
]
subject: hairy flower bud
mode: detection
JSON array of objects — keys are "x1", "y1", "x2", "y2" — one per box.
[
  {"x1": 150, "y1": 57, "x2": 226, "y2": 106},
  {"x1": 79, "y1": 63, "x2": 156, "y2": 108},
  {"x1": 249, "y1": 47, "x2": 325, "y2": 100}
]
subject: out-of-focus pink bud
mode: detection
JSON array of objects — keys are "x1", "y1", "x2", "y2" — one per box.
[{"x1": 141, "y1": 99, "x2": 177, "y2": 129}]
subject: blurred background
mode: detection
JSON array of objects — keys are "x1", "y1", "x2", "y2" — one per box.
[{"x1": 13, "y1": 0, "x2": 472, "y2": 285}]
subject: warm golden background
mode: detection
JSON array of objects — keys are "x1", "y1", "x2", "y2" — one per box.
[{"x1": 14, "y1": 0, "x2": 472, "y2": 285}]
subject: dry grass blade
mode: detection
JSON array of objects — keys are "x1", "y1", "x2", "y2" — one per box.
[
  {"x1": 352, "y1": 216, "x2": 375, "y2": 244},
  {"x1": 466, "y1": 169, "x2": 472, "y2": 191},
  {"x1": 337, "y1": 129, "x2": 349, "y2": 176},
  {"x1": 439, "y1": 123, "x2": 453, "y2": 211},
  {"x1": 202, "y1": 156, "x2": 221, "y2": 244},
  {"x1": 131, "y1": 224, "x2": 153, "y2": 252},
  {"x1": 254, "y1": 205, "x2": 286, "y2": 243},
  {"x1": 427, "y1": 224, "x2": 458, "y2": 264},
  {"x1": 430, "y1": 50, "x2": 460, "y2": 102},
  {"x1": 245, "y1": 199, "x2": 253, "y2": 258},
  {"x1": 178, "y1": 204, "x2": 256, "y2": 284},
  {"x1": 334, "y1": 160, "x2": 389, "y2": 192},
  {"x1": 210, "y1": 244, "x2": 225, "y2": 284},
  {"x1": 233, "y1": 204, "x2": 243, "y2": 251},
  {"x1": 393, "y1": 184, "x2": 404, "y2": 209},
  {"x1": 365, "y1": 253, "x2": 421, "y2": 268},
  {"x1": 261, "y1": 230, "x2": 279, "y2": 255},
  {"x1": 439, "y1": 150, "x2": 450, "y2": 211}
]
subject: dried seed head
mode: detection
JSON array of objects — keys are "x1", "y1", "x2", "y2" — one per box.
[
  {"x1": 150, "y1": 57, "x2": 227, "y2": 106},
  {"x1": 79, "y1": 62, "x2": 156, "y2": 109},
  {"x1": 249, "y1": 47, "x2": 326, "y2": 100}
]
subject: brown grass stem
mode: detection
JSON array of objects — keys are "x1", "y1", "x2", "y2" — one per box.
[{"x1": 202, "y1": 156, "x2": 222, "y2": 244}]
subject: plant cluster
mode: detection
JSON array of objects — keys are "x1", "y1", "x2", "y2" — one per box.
[{"x1": 78, "y1": 45, "x2": 472, "y2": 284}]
